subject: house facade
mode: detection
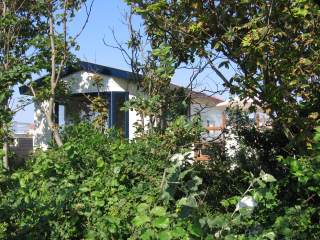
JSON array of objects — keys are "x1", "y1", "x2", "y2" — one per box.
[{"x1": 20, "y1": 62, "x2": 226, "y2": 150}]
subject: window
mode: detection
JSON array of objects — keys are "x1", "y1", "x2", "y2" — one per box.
[
  {"x1": 110, "y1": 92, "x2": 129, "y2": 138},
  {"x1": 60, "y1": 92, "x2": 129, "y2": 138}
]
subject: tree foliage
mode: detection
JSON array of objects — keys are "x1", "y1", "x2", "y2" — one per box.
[
  {"x1": 126, "y1": 0, "x2": 320, "y2": 154},
  {"x1": 0, "y1": 0, "x2": 44, "y2": 169},
  {"x1": 28, "y1": 0, "x2": 94, "y2": 147},
  {"x1": 1, "y1": 1, "x2": 320, "y2": 239}
]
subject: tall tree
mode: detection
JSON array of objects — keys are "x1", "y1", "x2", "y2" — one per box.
[
  {"x1": 126, "y1": 0, "x2": 320, "y2": 154},
  {"x1": 0, "y1": 0, "x2": 43, "y2": 170},
  {"x1": 106, "y1": 12, "x2": 199, "y2": 134},
  {"x1": 29, "y1": 0, "x2": 94, "y2": 147}
]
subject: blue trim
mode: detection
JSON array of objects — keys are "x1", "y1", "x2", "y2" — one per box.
[
  {"x1": 107, "y1": 93, "x2": 112, "y2": 128},
  {"x1": 110, "y1": 91, "x2": 129, "y2": 138},
  {"x1": 68, "y1": 91, "x2": 129, "y2": 137},
  {"x1": 19, "y1": 61, "x2": 139, "y2": 95},
  {"x1": 111, "y1": 91, "x2": 116, "y2": 127},
  {"x1": 54, "y1": 102, "x2": 59, "y2": 124},
  {"x1": 124, "y1": 93, "x2": 129, "y2": 138}
]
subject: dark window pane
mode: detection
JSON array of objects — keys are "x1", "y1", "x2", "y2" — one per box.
[{"x1": 111, "y1": 92, "x2": 129, "y2": 137}]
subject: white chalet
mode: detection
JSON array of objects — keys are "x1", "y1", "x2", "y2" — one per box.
[{"x1": 19, "y1": 61, "x2": 227, "y2": 152}]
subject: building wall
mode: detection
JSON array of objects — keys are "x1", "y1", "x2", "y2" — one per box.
[
  {"x1": 11, "y1": 135, "x2": 33, "y2": 167},
  {"x1": 190, "y1": 98, "x2": 224, "y2": 127},
  {"x1": 190, "y1": 97, "x2": 225, "y2": 140},
  {"x1": 33, "y1": 70, "x2": 225, "y2": 149},
  {"x1": 65, "y1": 71, "x2": 141, "y2": 139},
  {"x1": 34, "y1": 101, "x2": 52, "y2": 149},
  {"x1": 191, "y1": 103, "x2": 223, "y2": 127},
  {"x1": 34, "y1": 71, "x2": 143, "y2": 148}
]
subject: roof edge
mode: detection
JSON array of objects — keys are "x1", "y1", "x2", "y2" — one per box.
[{"x1": 19, "y1": 61, "x2": 225, "y2": 104}]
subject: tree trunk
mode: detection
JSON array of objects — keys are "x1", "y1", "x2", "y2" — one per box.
[
  {"x1": 45, "y1": 111, "x2": 63, "y2": 147},
  {"x1": 46, "y1": 98, "x2": 63, "y2": 147},
  {"x1": 2, "y1": 1, "x2": 10, "y2": 169},
  {"x1": 159, "y1": 106, "x2": 167, "y2": 132},
  {"x1": 2, "y1": 137, "x2": 9, "y2": 170},
  {"x1": 44, "y1": 9, "x2": 63, "y2": 147},
  {"x1": 52, "y1": 127, "x2": 63, "y2": 146},
  {"x1": 1, "y1": 91, "x2": 10, "y2": 171}
]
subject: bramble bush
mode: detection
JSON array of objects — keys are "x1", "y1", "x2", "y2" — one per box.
[
  {"x1": 1, "y1": 120, "x2": 320, "y2": 239},
  {"x1": 0, "y1": 118, "x2": 206, "y2": 239}
]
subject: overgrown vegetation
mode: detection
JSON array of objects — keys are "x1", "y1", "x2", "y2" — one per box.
[
  {"x1": 1, "y1": 119, "x2": 320, "y2": 239},
  {"x1": 126, "y1": 0, "x2": 320, "y2": 154},
  {"x1": 0, "y1": 0, "x2": 319, "y2": 239}
]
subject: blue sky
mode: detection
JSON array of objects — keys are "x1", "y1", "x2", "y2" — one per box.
[{"x1": 14, "y1": 0, "x2": 231, "y2": 123}]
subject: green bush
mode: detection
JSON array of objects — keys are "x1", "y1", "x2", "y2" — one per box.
[
  {"x1": 0, "y1": 120, "x2": 206, "y2": 239},
  {"x1": 1, "y1": 121, "x2": 320, "y2": 239}
]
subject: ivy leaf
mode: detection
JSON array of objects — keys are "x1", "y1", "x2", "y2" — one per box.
[
  {"x1": 141, "y1": 229, "x2": 155, "y2": 240},
  {"x1": 137, "y1": 203, "x2": 150, "y2": 213},
  {"x1": 132, "y1": 214, "x2": 151, "y2": 227},
  {"x1": 188, "y1": 223, "x2": 203, "y2": 237},
  {"x1": 150, "y1": 206, "x2": 166, "y2": 216},
  {"x1": 96, "y1": 157, "x2": 105, "y2": 168},
  {"x1": 159, "y1": 230, "x2": 172, "y2": 240},
  {"x1": 260, "y1": 171, "x2": 277, "y2": 182},
  {"x1": 152, "y1": 216, "x2": 170, "y2": 229},
  {"x1": 171, "y1": 227, "x2": 187, "y2": 238}
]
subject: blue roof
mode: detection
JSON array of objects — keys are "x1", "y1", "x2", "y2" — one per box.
[{"x1": 19, "y1": 61, "x2": 138, "y2": 95}]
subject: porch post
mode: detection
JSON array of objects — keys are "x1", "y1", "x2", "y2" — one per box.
[{"x1": 33, "y1": 101, "x2": 52, "y2": 150}]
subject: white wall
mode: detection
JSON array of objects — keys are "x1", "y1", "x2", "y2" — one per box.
[
  {"x1": 65, "y1": 71, "x2": 148, "y2": 140},
  {"x1": 191, "y1": 103, "x2": 223, "y2": 127},
  {"x1": 34, "y1": 71, "x2": 142, "y2": 148},
  {"x1": 190, "y1": 97, "x2": 225, "y2": 140},
  {"x1": 33, "y1": 101, "x2": 52, "y2": 150},
  {"x1": 66, "y1": 71, "x2": 130, "y2": 94},
  {"x1": 190, "y1": 98, "x2": 224, "y2": 126}
]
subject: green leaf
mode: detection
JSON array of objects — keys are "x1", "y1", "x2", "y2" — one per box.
[
  {"x1": 171, "y1": 227, "x2": 187, "y2": 238},
  {"x1": 262, "y1": 231, "x2": 276, "y2": 240},
  {"x1": 188, "y1": 223, "x2": 203, "y2": 237},
  {"x1": 292, "y1": 7, "x2": 308, "y2": 17},
  {"x1": 260, "y1": 172, "x2": 277, "y2": 182},
  {"x1": 137, "y1": 203, "x2": 150, "y2": 213},
  {"x1": 159, "y1": 230, "x2": 172, "y2": 240},
  {"x1": 95, "y1": 200, "x2": 105, "y2": 207},
  {"x1": 19, "y1": 178, "x2": 26, "y2": 188},
  {"x1": 79, "y1": 186, "x2": 90, "y2": 193},
  {"x1": 207, "y1": 215, "x2": 227, "y2": 228},
  {"x1": 96, "y1": 157, "x2": 105, "y2": 168},
  {"x1": 152, "y1": 216, "x2": 170, "y2": 229},
  {"x1": 132, "y1": 215, "x2": 150, "y2": 227},
  {"x1": 150, "y1": 206, "x2": 166, "y2": 216},
  {"x1": 141, "y1": 229, "x2": 155, "y2": 240}
]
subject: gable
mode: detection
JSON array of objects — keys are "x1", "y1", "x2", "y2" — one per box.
[
  {"x1": 19, "y1": 61, "x2": 224, "y2": 105},
  {"x1": 19, "y1": 61, "x2": 138, "y2": 95}
]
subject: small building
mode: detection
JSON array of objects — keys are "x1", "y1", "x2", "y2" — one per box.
[{"x1": 19, "y1": 61, "x2": 226, "y2": 151}]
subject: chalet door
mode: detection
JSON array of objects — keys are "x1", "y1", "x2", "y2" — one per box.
[{"x1": 109, "y1": 92, "x2": 129, "y2": 138}]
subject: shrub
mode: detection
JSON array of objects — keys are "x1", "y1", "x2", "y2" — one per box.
[
  {"x1": 1, "y1": 121, "x2": 320, "y2": 239},
  {"x1": 0, "y1": 120, "x2": 205, "y2": 239}
]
